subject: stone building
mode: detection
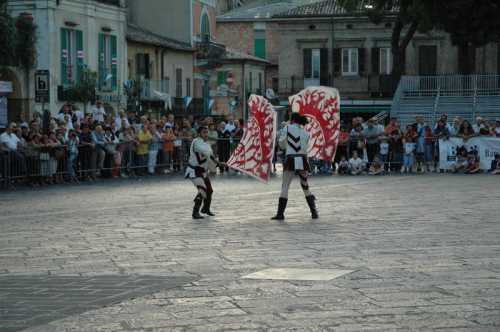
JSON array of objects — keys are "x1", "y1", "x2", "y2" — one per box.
[
  {"x1": 219, "y1": 0, "x2": 500, "y2": 118},
  {"x1": 6, "y1": 0, "x2": 128, "y2": 118}
]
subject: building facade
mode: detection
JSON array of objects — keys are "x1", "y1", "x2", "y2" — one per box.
[
  {"x1": 7, "y1": 0, "x2": 128, "y2": 116},
  {"x1": 126, "y1": 0, "x2": 195, "y2": 115}
]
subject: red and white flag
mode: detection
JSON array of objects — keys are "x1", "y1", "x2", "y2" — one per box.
[
  {"x1": 289, "y1": 87, "x2": 341, "y2": 161},
  {"x1": 227, "y1": 95, "x2": 276, "y2": 183}
]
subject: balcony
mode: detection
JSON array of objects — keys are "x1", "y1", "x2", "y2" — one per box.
[
  {"x1": 195, "y1": 40, "x2": 226, "y2": 68},
  {"x1": 140, "y1": 80, "x2": 170, "y2": 100}
]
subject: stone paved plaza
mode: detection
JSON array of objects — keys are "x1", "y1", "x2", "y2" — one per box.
[{"x1": 0, "y1": 174, "x2": 499, "y2": 331}]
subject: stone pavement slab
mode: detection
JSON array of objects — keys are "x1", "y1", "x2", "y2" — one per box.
[{"x1": 0, "y1": 174, "x2": 499, "y2": 331}]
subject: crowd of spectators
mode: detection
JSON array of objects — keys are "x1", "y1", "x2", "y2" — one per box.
[
  {"x1": 0, "y1": 102, "x2": 244, "y2": 187},
  {"x1": 1, "y1": 105, "x2": 499, "y2": 188},
  {"x1": 330, "y1": 114, "x2": 500, "y2": 176}
]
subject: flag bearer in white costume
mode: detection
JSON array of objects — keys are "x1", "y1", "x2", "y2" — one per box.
[
  {"x1": 271, "y1": 113, "x2": 318, "y2": 220},
  {"x1": 185, "y1": 126, "x2": 223, "y2": 219}
]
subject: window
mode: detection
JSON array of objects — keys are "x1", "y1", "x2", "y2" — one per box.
[
  {"x1": 61, "y1": 28, "x2": 83, "y2": 86},
  {"x1": 342, "y1": 48, "x2": 359, "y2": 76},
  {"x1": 99, "y1": 34, "x2": 117, "y2": 91},
  {"x1": 186, "y1": 78, "x2": 191, "y2": 97},
  {"x1": 379, "y1": 47, "x2": 392, "y2": 75},
  {"x1": 136, "y1": 53, "x2": 150, "y2": 79},
  {"x1": 161, "y1": 77, "x2": 170, "y2": 94},
  {"x1": 254, "y1": 23, "x2": 266, "y2": 59},
  {"x1": 176, "y1": 68, "x2": 182, "y2": 97},
  {"x1": 304, "y1": 49, "x2": 321, "y2": 79},
  {"x1": 201, "y1": 13, "x2": 210, "y2": 43}
]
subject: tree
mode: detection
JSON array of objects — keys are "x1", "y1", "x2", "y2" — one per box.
[
  {"x1": 65, "y1": 68, "x2": 97, "y2": 114},
  {"x1": 435, "y1": 0, "x2": 500, "y2": 74},
  {"x1": 0, "y1": 0, "x2": 16, "y2": 66},
  {"x1": 338, "y1": 0, "x2": 437, "y2": 85}
]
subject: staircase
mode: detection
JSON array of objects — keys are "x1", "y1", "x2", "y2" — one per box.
[{"x1": 391, "y1": 75, "x2": 500, "y2": 127}]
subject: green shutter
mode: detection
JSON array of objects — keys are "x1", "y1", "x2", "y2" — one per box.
[
  {"x1": 110, "y1": 35, "x2": 117, "y2": 91},
  {"x1": 61, "y1": 28, "x2": 68, "y2": 86},
  {"x1": 217, "y1": 71, "x2": 227, "y2": 85},
  {"x1": 98, "y1": 33, "x2": 105, "y2": 90},
  {"x1": 75, "y1": 30, "x2": 84, "y2": 82},
  {"x1": 254, "y1": 39, "x2": 266, "y2": 59}
]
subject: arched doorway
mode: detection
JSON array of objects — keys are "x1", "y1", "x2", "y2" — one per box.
[{"x1": 0, "y1": 68, "x2": 26, "y2": 126}]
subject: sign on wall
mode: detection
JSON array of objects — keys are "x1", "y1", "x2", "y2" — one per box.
[{"x1": 35, "y1": 70, "x2": 50, "y2": 103}]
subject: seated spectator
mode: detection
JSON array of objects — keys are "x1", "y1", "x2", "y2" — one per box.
[
  {"x1": 449, "y1": 117, "x2": 462, "y2": 137},
  {"x1": 451, "y1": 147, "x2": 468, "y2": 173},
  {"x1": 348, "y1": 151, "x2": 365, "y2": 175},
  {"x1": 336, "y1": 156, "x2": 349, "y2": 175},
  {"x1": 464, "y1": 151, "x2": 480, "y2": 174},
  {"x1": 369, "y1": 156, "x2": 384, "y2": 175},
  {"x1": 490, "y1": 153, "x2": 500, "y2": 175}
]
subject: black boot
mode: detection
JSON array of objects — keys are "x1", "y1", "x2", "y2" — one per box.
[
  {"x1": 271, "y1": 197, "x2": 288, "y2": 220},
  {"x1": 201, "y1": 194, "x2": 215, "y2": 216},
  {"x1": 306, "y1": 195, "x2": 319, "y2": 219},
  {"x1": 192, "y1": 194, "x2": 204, "y2": 219}
]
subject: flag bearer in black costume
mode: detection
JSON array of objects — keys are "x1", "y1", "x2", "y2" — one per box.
[
  {"x1": 185, "y1": 126, "x2": 224, "y2": 219},
  {"x1": 271, "y1": 113, "x2": 318, "y2": 220}
]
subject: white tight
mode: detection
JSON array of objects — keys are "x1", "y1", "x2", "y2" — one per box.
[{"x1": 280, "y1": 171, "x2": 312, "y2": 199}]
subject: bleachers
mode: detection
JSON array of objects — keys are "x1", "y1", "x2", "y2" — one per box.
[{"x1": 391, "y1": 75, "x2": 500, "y2": 126}]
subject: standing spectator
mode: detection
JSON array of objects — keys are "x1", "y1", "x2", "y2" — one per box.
[
  {"x1": 161, "y1": 126, "x2": 176, "y2": 173},
  {"x1": 423, "y1": 125, "x2": 435, "y2": 172},
  {"x1": 0, "y1": 123, "x2": 26, "y2": 179},
  {"x1": 494, "y1": 120, "x2": 500, "y2": 137},
  {"x1": 217, "y1": 121, "x2": 230, "y2": 174},
  {"x1": 472, "y1": 116, "x2": 486, "y2": 134},
  {"x1": 384, "y1": 117, "x2": 400, "y2": 135},
  {"x1": 388, "y1": 129, "x2": 403, "y2": 172},
  {"x1": 91, "y1": 125, "x2": 106, "y2": 176},
  {"x1": 118, "y1": 126, "x2": 137, "y2": 177},
  {"x1": 458, "y1": 120, "x2": 476, "y2": 141},
  {"x1": 415, "y1": 116, "x2": 426, "y2": 173},
  {"x1": 449, "y1": 117, "x2": 462, "y2": 137},
  {"x1": 103, "y1": 127, "x2": 120, "y2": 178},
  {"x1": 363, "y1": 119, "x2": 381, "y2": 166},
  {"x1": 147, "y1": 124, "x2": 162, "y2": 175},
  {"x1": 25, "y1": 133, "x2": 42, "y2": 186},
  {"x1": 67, "y1": 129, "x2": 79, "y2": 183},
  {"x1": 207, "y1": 122, "x2": 219, "y2": 155},
  {"x1": 434, "y1": 114, "x2": 452, "y2": 132},
  {"x1": 91, "y1": 101, "x2": 106, "y2": 123},
  {"x1": 402, "y1": 136, "x2": 416, "y2": 174},
  {"x1": 379, "y1": 137, "x2": 389, "y2": 169},
  {"x1": 224, "y1": 116, "x2": 237, "y2": 135},
  {"x1": 78, "y1": 124, "x2": 95, "y2": 181},
  {"x1": 350, "y1": 124, "x2": 365, "y2": 157},
  {"x1": 490, "y1": 153, "x2": 500, "y2": 175},
  {"x1": 114, "y1": 110, "x2": 129, "y2": 132},
  {"x1": 348, "y1": 150, "x2": 365, "y2": 175},
  {"x1": 136, "y1": 124, "x2": 152, "y2": 175}
]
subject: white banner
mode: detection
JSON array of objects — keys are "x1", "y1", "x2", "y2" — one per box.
[{"x1": 439, "y1": 137, "x2": 500, "y2": 170}]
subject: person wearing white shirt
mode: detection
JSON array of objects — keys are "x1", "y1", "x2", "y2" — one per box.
[
  {"x1": 91, "y1": 101, "x2": 106, "y2": 123},
  {"x1": 0, "y1": 123, "x2": 20, "y2": 151},
  {"x1": 348, "y1": 151, "x2": 365, "y2": 175},
  {"x1": 224, "y1": 116, "x2": 236, "y2": 135}
]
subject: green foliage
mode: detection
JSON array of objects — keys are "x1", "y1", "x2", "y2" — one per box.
[
  {"x1": 64, "y1": 68, "x2": 97, "y2": 104},
  {"x1": 15, "y1": 14, "x2": 37, "y2": 69},
  {"x1": 0, "y1": 0, "x2": 16, "y2": 66},
  {"x1": 435, "y1": 0, "x2": 500, "y2": 47}
]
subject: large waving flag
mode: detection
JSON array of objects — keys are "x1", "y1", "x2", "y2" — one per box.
[
  {"x1": 227, "y1": 95, "x2": 276, "y2": 183},
  {"x1": 289, "y1": 87, "x2": 341, "y2": 161}
]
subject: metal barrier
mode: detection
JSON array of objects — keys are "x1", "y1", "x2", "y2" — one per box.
[{"x1": 0, "y1": 137, "x2": 243, "y2": 188}]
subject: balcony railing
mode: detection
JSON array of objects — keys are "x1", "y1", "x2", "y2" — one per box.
[
  {"x1": 140, "y1": 80, "x2": 170, "y2": 100},
  {"x1": 96, "y1": 0, "x2": 122, "y2": 7}
]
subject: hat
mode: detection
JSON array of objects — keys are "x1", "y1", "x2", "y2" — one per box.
[{"x1": 9, "y1": 122, "x2": 17, "y2": 129}]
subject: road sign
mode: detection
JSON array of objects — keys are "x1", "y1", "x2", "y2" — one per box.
[{"x1": 35, "y1": 70, "x2": 50, "y2": 103}]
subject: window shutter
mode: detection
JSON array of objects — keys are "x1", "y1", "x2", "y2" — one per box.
[
  {"x1": 61, "y1": 28, "x2": 68, "y2": 86},
  {"x1": 333, "y1": 48, "x2": 341, "y2": 76},
  {"x1": 372, "y1": 47, "x2": 380, "y2": 75},
  {"x1": 136, "y1": 53, "x2": 144, "y2": 77},
  {"x1": 358, "y1": 48, "x2": 366, "y2": 75},
  {"x1": 98, "y1": 34, "x2": 105, "y2": 89},
  {"x1": 76, "y1": 30, "x2": 84, "y2": 82},
  {"x1": 144, "y1": 54, "x2": 150, "y2": 79},
  {"x1": 320, "y1": 48, "x2": 329, "y2": 85},
  {"x1": 110, "y1": 35, "x2": 118, "y2": 91},
  {"x1": 254, "y1": 39, "x2": 266, "y2": 59},
  {"x1": 303, "y1": 49, "x2": 312, "y2": 78}
]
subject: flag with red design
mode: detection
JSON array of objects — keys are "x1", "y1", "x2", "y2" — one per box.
[
  {"x1": 227, "y1": 95, "x2": 276, "y2": 183},
  {"x1": 289, "y1": 87, "x2": 341, "y2": 161}
]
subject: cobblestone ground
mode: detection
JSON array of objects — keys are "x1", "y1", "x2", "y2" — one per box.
[{"x1": 0, "y1": 174, "x2": 499, "y2": 331}]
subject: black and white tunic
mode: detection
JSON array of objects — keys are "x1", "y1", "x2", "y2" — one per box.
[{"x1": 279, "y1": 123, "x2": 311, "y2": 172}]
